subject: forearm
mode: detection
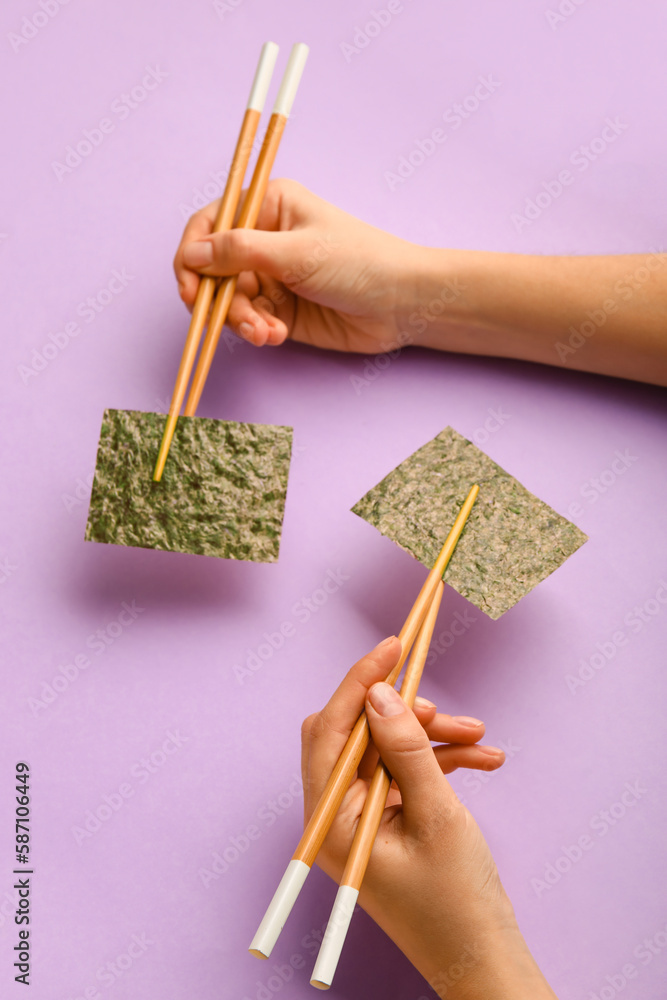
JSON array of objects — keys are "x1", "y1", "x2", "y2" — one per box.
[
  {"x1": 432, "y1": 925, "x2": 558, "y2": 1000},
  {"x1": 401, "y1": 247, "x2": 667, "y2": 385},
  {"x1": 408, "y1": 921, "x2": 558, "y2": 1000}
]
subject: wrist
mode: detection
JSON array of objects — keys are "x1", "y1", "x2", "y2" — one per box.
[{"x1": 394, "y1": 245, "x2": 484, "y2": 352}]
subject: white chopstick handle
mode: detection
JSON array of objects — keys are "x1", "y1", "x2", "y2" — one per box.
[
  {"x1": 272, "y1": 42, "x2": 309, "y2": 117},
  {"x1": 310, "y1": 884, "x2": 359, "y2": 990},
  {"x1": 247, "y1": 41, "x2": 280, "y2": 112},
  {"x1": 249, "y1": 859, "x2": 310, "y2": 959}
]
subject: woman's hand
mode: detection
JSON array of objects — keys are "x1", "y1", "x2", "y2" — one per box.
[
  {"x1": 174, "y1": 179, "x2": 667, "y2": 384},
  {"x1": 301, "y1": 637, "x2": 558, "y2": 999},
  {"x1": 173, "y1": 178, "x2": 427, "y2": 352}
]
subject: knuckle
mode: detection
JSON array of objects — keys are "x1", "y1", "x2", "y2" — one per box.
[
  {"x1": 227, "y1": 227, "x2": 252, "y2": 260},
  {"x1": 300, "y1": 712, "x2": 320, "y2": 742},
  {"x1": 391, "y1": 730, "x2": 428, "y2": 758},
  {"x1": 270, "y1": 176, "x2": 301, "y2": 198},
  {"x1": 254, "y1": 294, "x2": 275, "y2": 315}
]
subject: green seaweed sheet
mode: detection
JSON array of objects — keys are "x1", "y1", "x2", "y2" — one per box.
[
  {"x1": 85, "y1": 409, "x2": 293, "y2": 562},
  {"x1": 351, "y1": 427, "x2": 587, "y2": 619}
]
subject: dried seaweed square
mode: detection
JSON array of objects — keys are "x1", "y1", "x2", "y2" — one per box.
[
  {"x1": 85, "y1": 409, "x2": 292, "y2": 562},
  {"x1": 351, "y1": 427, "x2": 587, "y2": 618}
]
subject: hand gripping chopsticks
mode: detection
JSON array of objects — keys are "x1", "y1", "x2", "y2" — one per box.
[
  {"x1": 249, "y1": 485, "x2": 479, "y2": 963},
  {"x1": 310, "y1": 487, "x2": 478, "y2": 987},
  {"x1": 153, "y1": 42, "x2": 309, "y2": 481}
]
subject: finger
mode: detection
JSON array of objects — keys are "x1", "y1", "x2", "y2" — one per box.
[
  {"x1": 360, "y1": 699, "x2": 484, "y2": 770},
  {"x1": 235, "y1": 272, "x2": 296, "y2": 345},
  {"x1": 236, "y1": 269, "x2": 261, "y2": 301},
  {"x1": 412, "y1": 696, "x2": 438, "y2": 727},
  {"x1": 182, "y1": 227, "x2": 309, "y2": 284},
  {"x1": 422, "y1": 713, "x2": 486, "y2": 746},
  {"x1": 301, "y1": 637, "x2": 401, "y2": 810},
  {"x1": 360, "y1": 696, "x2": 435, "y2": 779},
  {"x1": 432, "y1": 743, "x2": 505, "y2": 775},
  {"x1": 226, "y1": 289, "x2": 289, "y2": 347},
  {"x1": 173, "y1": 202, "x2": 220, "y2": 305},
  {"x1": 173, "y1": 175, "x2": 315, "y2": 304},
  {"x1": 365, "y1": 683, "x2": 459, "y2": 826},
  {"x1": 364, "y1": 736, "x2": 503, "y2": 786}
]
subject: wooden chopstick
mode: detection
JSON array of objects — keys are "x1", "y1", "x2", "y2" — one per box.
[
  {"x1": 248, "y1": 485, "x2": 479, "y2": 962},
  {"x1": 152, "y1": 42, "x2": 279, "y2": 482},
  {"x1": 311, "y1": 485, "x2": 479, "y2": 989},
  {"x1": 182, "y1": 42, "x2": 309, "y2": 417}
]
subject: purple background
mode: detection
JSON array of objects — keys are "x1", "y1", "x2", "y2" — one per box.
[{"x1": 2, "y1": 1, "x2": 667, "y2": 998}]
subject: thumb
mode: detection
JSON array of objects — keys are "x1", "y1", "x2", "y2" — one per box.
[
  {"x1": 365, "y1": 682, "x2": 458, "y2": 826},
  {"x1": 182, "y1": 227, "x2": 307, "y2": 283}
]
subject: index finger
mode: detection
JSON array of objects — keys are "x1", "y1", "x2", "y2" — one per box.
[{"x1": 301, "y1": 636, "x2": 401, "y2": 812}]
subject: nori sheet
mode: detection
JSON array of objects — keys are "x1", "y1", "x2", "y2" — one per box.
[
  {"x1": 351, "y1": 427, "x2": 587, "y2": 619},
  {"x1": 85, "y1": 409, "x2": 293, "y2": 562}
]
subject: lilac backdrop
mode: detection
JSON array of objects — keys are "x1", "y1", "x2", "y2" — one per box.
[{"x1": 2, "y1": 1, "x2": 667, "y2": 998}]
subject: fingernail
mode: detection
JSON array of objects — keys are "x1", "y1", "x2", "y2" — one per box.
[
  {"x1": 453, "y1": 715, "x2": 483, "y2": 728},
  {"x1": 183, "y1": 241, "x2": 213, "y2": 267},
  {"x1": 239, "y1": 321, "x2": 254, "y2": 339},
  {"x1": 479, "y1": 746, "x2": 503, "y2": 756},
  {"x1": 378, "y1": 635, "x2": 397, "y2": 648},
  {"x1": 414, "y1": 696, "x2": 436, "y2": 709},
  {"x1": 369, "y1": 682, "x2": 406, "y2": 718}
]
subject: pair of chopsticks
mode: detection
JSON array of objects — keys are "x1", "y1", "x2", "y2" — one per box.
[
  {"x1": 153, "y1": 41, "x2": 309, "y2": 482},
  {"x1": 249, "y1": 484, "x2": 479, "y2": 990}
]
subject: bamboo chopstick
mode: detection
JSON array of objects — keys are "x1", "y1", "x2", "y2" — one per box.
[
  {"x1": 248, "y1": 485, "x2": 479, "y2": 961},
  {"x1": 152, "y1": 42, "x2": 279, "y2": 482},
  {"x1": 182, "y1": 42, "x2": 309, "y2": 417},
  {"x1": 311, "y1": 486, "x2": 479, "y2": 989}
]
